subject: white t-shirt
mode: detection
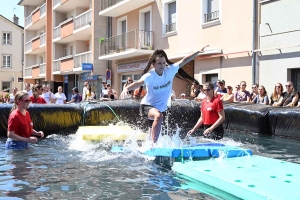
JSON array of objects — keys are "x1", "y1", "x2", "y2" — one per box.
[
  {"x1": 140, "y1": 63, "x2": 179, "y2": 112},
  {"x1": 197, "y1": 92, "x2": 206, "y2": 99},
  {"x1": 23, "y1": 90, "x2": 33, "y2": 96},
  {"x1": 41, "y1": 92, "x2": 56, "y2": 104},
  {"x1": 9, "y1": 94, "x2": 15, "y2": 103},
  {"x1": 55, "y1": 92, "x2": 67, "y2": 104}
]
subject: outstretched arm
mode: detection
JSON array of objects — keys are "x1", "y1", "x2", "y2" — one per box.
[
  {"x1": 120, "y1": 79, "x2": 145, "y2": 99},
  {"x1": 177, "y1": 45, "x2": 209, "y2": 68}
]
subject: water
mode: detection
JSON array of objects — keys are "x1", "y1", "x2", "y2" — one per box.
[{"x1": 0, "y1": 128, "x2": 300, "y2": 199}]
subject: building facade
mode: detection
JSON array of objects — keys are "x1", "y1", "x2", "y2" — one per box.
[
  {"x1": 18, "y1": 0, "x2": 106, "y2": 99},
  {"x1": 0, "y1": 15, "x2": 24, "y2": 92},
  {"x1": 98, "y1": 0, "x2": 255, "y2": 98},
  {"x1": 259, "y1": 0, "x2": 300, "y2": 93}
]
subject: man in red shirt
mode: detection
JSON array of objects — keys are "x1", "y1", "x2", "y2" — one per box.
[{"x1": 188, "y1": 82, "x2": 225, "y2": 140}]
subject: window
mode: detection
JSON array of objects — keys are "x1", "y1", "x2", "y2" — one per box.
[
  {"x1": 139, "y1": 6, "x2": 153, "y2": 48},
  {"x1": 201, "y1": 0, "x2": 221, "y2": 28},
  {"x1": 70, "y1": 46, "x2": 73, "y2": 56},
  {"x1": 64, "y1": 48, "x2": 68, "y2": 56},
  {"x1": 163, "y1": 0, "x2": 177, "y2": 36},
  {"x1": 2, "y1": 82, "x2": 10, "y2": 91},
  {"x1": 3, "y1": 32, "x2": 11, "y2": 45},
  {"x1": 2, "y1": 55, "x2": 11, "y2": 68}
]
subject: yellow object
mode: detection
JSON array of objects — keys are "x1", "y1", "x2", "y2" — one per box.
[{"x1": 78, "y1": 125, "x2": 147, "y2": 141}]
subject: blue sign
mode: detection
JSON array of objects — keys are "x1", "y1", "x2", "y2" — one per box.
[
  {"x1": 82, "y1": 63, "x2": 93, "y2": 70},
  {"x1": 83, "y1": 75, "x2": 98, "y2": 81}
]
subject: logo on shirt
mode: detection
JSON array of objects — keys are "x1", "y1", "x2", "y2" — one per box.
[{"x1": 153, "y1": 81, "x2": 171, "y2": 90}]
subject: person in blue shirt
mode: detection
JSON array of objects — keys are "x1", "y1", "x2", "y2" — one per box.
[{"x1": 67, "y1": 87, "x2": 79, "y2": 104}]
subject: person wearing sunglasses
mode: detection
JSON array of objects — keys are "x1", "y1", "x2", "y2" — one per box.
[
  {"x1": 251, "y1": 85, "x2": 269, "y2": 105},
  {"x1": 187, "y1": 82, "x2": 225, "y2": 140},
  {"x1": 30, "y1": 84, "x2": 47, "y2": 104},
  {"x1": 6, "y1": 91, "x2": 44, "y2": 150},
  {"x1": 276, "y1": 81, "x2": 299, "y2": 107},
  {"x1": 234, "y1": 81, "x2": 251, "y2": 103},
  {"x1": 250, "y1": 83, "x2": 259, "y2": 101},
  {"x1": 270, "y1": 83, "x2": 283, "y2": 106}
]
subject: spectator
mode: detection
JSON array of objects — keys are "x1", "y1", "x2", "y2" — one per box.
[
  {"x1": 23, "y1": 83, "x2": 33, "y2": 96},
  {"x1": 41, "y1": 84, "x2": 56, "y2": 104},
  {"x1": 252, "y1": 85, "x2": 269, "y2": 105},
  {"x1": 234, "y1": 85, "x2": 240, "y2": 94},
  {"x1": 67, "y1": 87, "x2": 80, "y2": 103},
  {"x1": 171, "y1": 90, "x2": 176, "y2": 100},
  {"x1": 101, "y1": 82, "x2": 108, "y2": 97},
  {"x1": 180, "y1": 93, "x2": 186, "y2": 99},
  {"x1": 123, "y1": 77, "x2": 134, "y2": 96},
  {"x1": 276, "y1": 81, "x2": 299, "y2": 107},
  {"x1": 107, "y1": 84, "x2": 118, "y2": 98},
  {"x1": 190, "y1": 81, "x2": 200, "y2": 98},
  {"x1": 85, "y1": 85, "x2": 92, "y2": 101},
  {"x1": 270, "y1": 83, "x2": 284, "y2": 106},
  {"x1": 54, "y1": 86, "x2": 67, "y2": 104},
  {"x1": 220, "y1": 86, "x2": 234, "y2": 103},
  {"x1": 101, "y1": 88, "x2": 115, "y2": 101},
  {"x1": 8, "y1": 87, "x2": 18, "y2": 103},
  {"x1": 6, "y1": 91, "x2": 44, "y2": 149},
  {"x1": 195, "y1": 84, "x2": 206, "y2": 101},
  {"x1": 82, "y1": 81, "x2": 88, "y2": 101},
  {"x1": 30, "y1": 84, "x2": 47, "y2": 104},
  {"x1": 214, "y1": 80, "x2": 227, "y2": 98},
  {"x1": 133, "y1": 86, "x2": 147, "y2": 99},
  {"x1": 250, "y1": 84, "x2": 259, "y2": 101},
  {"x1": 187, "y1": 82, "x2": 225, "y2": 140},
  {"x1": 234, "y1": 81, "x2": 251, "y2": 103}
]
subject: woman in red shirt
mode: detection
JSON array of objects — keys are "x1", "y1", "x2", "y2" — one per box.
[
  {"x1": 30, "y1": 84, "x2": 47, "y2": 104},
  {"x1": 187, "y1": 82, "x2": 225, "y2": 140},
  {"x1": 6, "y1": 91, "x2": 44, "y2": 149}
]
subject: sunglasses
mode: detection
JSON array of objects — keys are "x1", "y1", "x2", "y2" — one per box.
[
  {"x1": 203, "y1": 89, "x2": 211, "y2": 92},
  {"x1": 242, "y1": 85, "x2": 247, "y2": 86},
  {"x1": 275, "y1": 86, "x2": 281, "y2": 88},
  {"x1": 19, "y1": 99, "x2": 32, "y2": 103},
  {"x1": 285, "y1": 85, "x2": 291, "y2": 87},
  {"x1": 235, "y1": 87, "x2": 239, "y2": 89},
  {"x1": 252, "y1": 86, "x2": 257, "y2": 89}
]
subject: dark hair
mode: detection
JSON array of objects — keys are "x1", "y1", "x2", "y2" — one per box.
[
  {"x1": 137, "y1": 49, "x2": 197, "y2": 94},
  {"x1": 10, "y1": 91, "x2": 29, "y2": 113},
  {"x1": 32, "y1": 84, "x2": 43, "y2": 99}
]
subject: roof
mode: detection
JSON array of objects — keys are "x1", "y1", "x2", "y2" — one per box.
[{"x1": 0, "y1": 15, "x2": 24, "y2": 30}]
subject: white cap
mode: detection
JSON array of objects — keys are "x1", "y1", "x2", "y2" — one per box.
[{"x1": 181, "y1": 93, "x2": 186, "y2": 96}]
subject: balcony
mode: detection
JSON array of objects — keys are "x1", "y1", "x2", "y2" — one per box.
[
  {"x1": 74, "y1": 51, "x2": 92, "y2": 71},
  {"x1": 25, "y1": 33, "x2": 47, "y2": 54},
  {"x1": 24, "y1": 68, "x2": 32, "y2": 78},
  {"x1": 99, "y1": 29, "x2": 154, "y2": 60},
  {"x1": 204, "y1": 10, "x2": 219, "y2": 23},
  {"x1": 40, "y1": 63, "x2": 46, "y2": 76},
  {"x1": 53, "y1": 0, "x2": 90, "y2": 12},
  {"x1": 99, "y1": 0, "x2": 155, "y2": 17},
  {"x1": 53, "y1": 9, "x2": 92, "y2": 44},
  {"x1": 25, "y1": 3, "x2": 46, "y2": 30}
]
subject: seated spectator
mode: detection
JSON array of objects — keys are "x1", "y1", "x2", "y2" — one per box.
[
  {"x1": 101, "y1": 88, "x2": 116, "y2": 101},
  {"x1": 30, "y1": 84, "x2": 47, "y2": 104},
  {"x1": 67, "y1": 87, "x2": 80, "y2": 104},
  {"x1": 252, "y1": 85, "x2": 269, "y2": 105},
  {"x1": 214, "y1": 80, "x2": 227, "y2": 98},
  {"x1": 220, "y1": 86, "x2": 234, "y2": 103},
  {"x1": 180, "y1": 93, "x2": 186, "y2": 99},
  {"x1": 54, "y1": 86, "x2": 67, "y2": 104},
  {"x1": 107, "y1": 84, "x2": 118, "y2": 98},
  {"x1": 270, "y1": 83, "x2": 284, "y2": 106},
  {"x1": 276, "y1": 81, "x2": 299, "y2": 107},
  {"x1": 194, "y1": 84, "x2": 206, "y2": 101},
  {"x1": 8, "y1": 87, "x2": 18, "y2": 103},
  {"x1": 133, "y1": 86, "x2": 147, "y2": 99},
  {"x1": 190, "y1": 81, "x2": 200, "y2": 98},
  {"x1": 234, "y1": 81, "x2": 251, "y2": 103},
  {"x1": 250, "y1": 84, "x2": 259, "y2": 101}
]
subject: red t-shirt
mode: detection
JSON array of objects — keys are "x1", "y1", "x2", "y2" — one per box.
[
  {"x1": 201, "y1": 96, "x2": 224, "y2": 125},
  {"x1": 8, "y1": 109, "x2": 33, "y2": 138},
  {"x1": 30, "y1": 96, "x2": 47, "y2": 104}
]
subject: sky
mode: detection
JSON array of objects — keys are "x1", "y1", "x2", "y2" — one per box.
[{"x1": 0, "y1": 0, "x2": 24, "y2": 26}]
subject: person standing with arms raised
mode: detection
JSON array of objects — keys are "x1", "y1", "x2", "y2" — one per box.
[
  {"x1": 187, "y1": 82, "x2": 225, "y2": 140},
  {"x1": 120, "y1": 46, "x2": 209, "y2": 144}
]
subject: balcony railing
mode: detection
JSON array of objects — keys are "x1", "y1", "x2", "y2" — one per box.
[
  {"x1": 25, "y1": 41, "x2": 32, "y2": 52},
  {"x1": 25, "y1": 15, "x2": 32, "y2": 27},
  {"x1": 74, "y1": 9, "x2": 92, "y2": 30},
  {"x1": 74, "y1": 51, "x2": 92, "y2": 68},
  {"x1": 100, "y1": 0, "x2": 124, "y2": 11},
  {"x1": 53, "y1": 26, "x2": 61, "y2": 39},
  {"x1": 40, "y1": 3, "x2": 46, "y2": 16},
  {"x1": 53, "y1": 0, "x2": 60, "y2": 7},
  {"x1": 99, "y1": 30, "x2": 153, "y2": 56},
  {"x1": 165, "y1": 23, "x2": 176, "y2": 33},
  {"x1": 25, "y1": 68, "x2": 32, "y2": 77},
  {"x1": 53, "y1": 59, "x2": 61, "y2": 72},
  {"x1": 40, "y1": 33, "x2": 46, "y2": 46},
  {"x1": 40, "y1": 63, "x2": 46, "y2": 74},
  {"x1": 204, "y1": 10, "x2": 219, "y2": 23}
]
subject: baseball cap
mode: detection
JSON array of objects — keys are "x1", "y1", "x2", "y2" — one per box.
[
  {"x1": 72, "y1": 87, "x2": 78, "y2": 92},
  {"x1": 217, "y1": 80, "x2": 225, "y2": 84},
  {"x1": 181, "y1": 93, "x2": 186, "y2": 96}
]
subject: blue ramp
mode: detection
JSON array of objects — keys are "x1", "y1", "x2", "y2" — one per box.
[{"x1": 172, "y1": 156, "x2": 300, "y2": 200}]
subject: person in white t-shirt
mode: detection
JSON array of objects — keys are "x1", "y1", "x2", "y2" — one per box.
[
  {"x1": 120, "y1": 46, "x2": 209, "y2": 144},
  {"x1": 8, "y1": 87, "x2": 18, "y2": 103},
  {"x1": 82, "y1": 82, "x2": 88, "y2": 101},
  {"x1": 40, "y1": 84, "x2": 56, "y2": 104},
  {"x1": 23, "y1": 83, "x2": 33, "y2": 96},
  {"x1": 54, "y1": 86, "x2": 66, "y2": 104}
]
